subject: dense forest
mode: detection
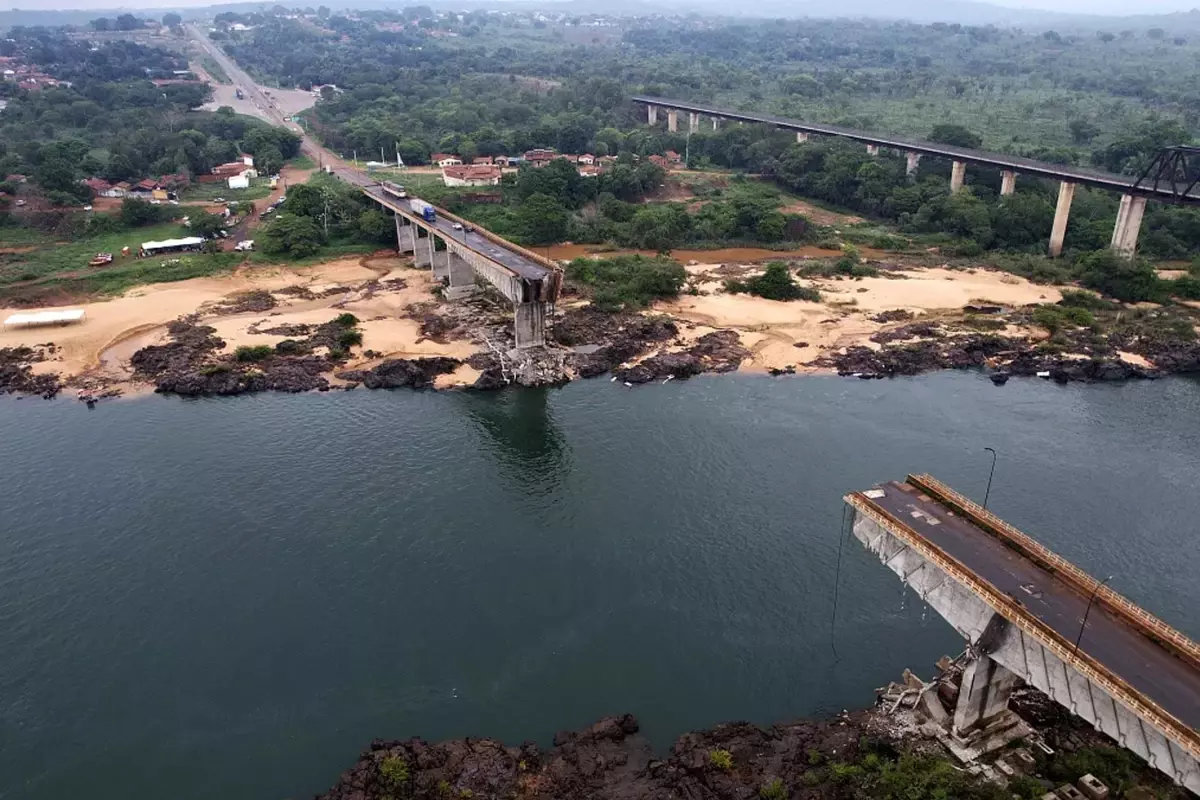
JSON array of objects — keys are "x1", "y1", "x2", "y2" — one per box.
[
  {"x1": 0, "y1": 27, "x2": 300, "y2": 206},
  {"x1": 213, "y1": 8, "x2": 1200, "y2": 262}
]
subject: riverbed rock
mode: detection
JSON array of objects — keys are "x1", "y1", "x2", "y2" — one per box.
[{"x1": 336, "y1": 357, "x2": 460, "y2": 389}]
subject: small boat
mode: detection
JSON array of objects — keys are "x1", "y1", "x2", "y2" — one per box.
[{"x1": 88, "y1": 253, "x2": 113, "y2": 267}]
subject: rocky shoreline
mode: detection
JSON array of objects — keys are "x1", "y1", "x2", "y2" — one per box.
[{"x1": 4, "y1": 285, "x2": 1200, "y2": 402}]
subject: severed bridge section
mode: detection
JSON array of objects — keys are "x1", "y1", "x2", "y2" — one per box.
[
  {"x1": 845, "y1": 475, "x2": 1200, "y2": 792},
  {"x1": 331, "y1": 168, "x2": 562, "y2": 348}
]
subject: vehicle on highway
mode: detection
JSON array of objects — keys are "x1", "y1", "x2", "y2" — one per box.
[
  {"x1": 381, "y1": 181, "x2": 407, "y2": 200},
  {"x1": 451, "y1": 222, "x2": 463, "y2": 231}
]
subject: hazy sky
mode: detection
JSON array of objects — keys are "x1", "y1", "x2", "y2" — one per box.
[{"x1": 2, "y1": 0, "x2": 1198, "y2": 15}]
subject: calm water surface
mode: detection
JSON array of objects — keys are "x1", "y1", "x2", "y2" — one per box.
[{"x1": 1, "y1": 373, "x2": 1198, "y2": 800}]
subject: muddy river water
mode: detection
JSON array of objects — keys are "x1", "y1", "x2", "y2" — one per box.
[{"x1": 1, "y1": 373, "x2": 1198, "y2": 800}]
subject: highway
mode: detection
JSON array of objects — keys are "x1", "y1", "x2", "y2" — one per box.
[
  {"x1": 185, "y1": 25, "x2": 556, "y2": 284},
  {"x1": 635, "y1": 95, "x2": 1200, "y2": 203}
]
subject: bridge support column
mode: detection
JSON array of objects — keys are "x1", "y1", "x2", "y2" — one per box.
[
  {"x1": 950, "y1": 160, "x2": 967, "y2": 193},
  {"x1": 667, "y1": 110, "x2": 678, "y2": 133},
  {"x1": 953, "y1": 652, "x2": 1021, "y2": 734},
  {"x1": 444, "y1": 253, "x2": 476, "y2": 300},
  {"x1": 395, "y1": 216, "x2": 414, "y2": 255},
  {"x1": 514, "y1": 301, "x2": 546, "y2": 349},
  {"x1": 413, "y1": 229, "x2": 431, "y2": 267},
  {"x1": 647, "y1": 105, "x2": 658, "y2": 125},
  {"x1": 866, "y1": 144, "x2": 879, "y2": 156},
  {"x1": 689, "y1": 112, "x2": 699, "y2": 133},
  {"x1": 796, "y1": 131, "x2": 809, "y2": 144},
  {"x1": 1048, "y1": 180, "x2": 1076, "y2": 258},
  {"x1": 906, "y1": 152, "x2": 921, "y2": 177},
  {"x1": 1000, "y1": 170, "x2": 1016, "y2": 196},
  {"x1": 712, "y1": 117, "x2": 719, "y2": 131},
  {"x1": 1110, "y1": 193, "x2": 1147, "y2": 259}
]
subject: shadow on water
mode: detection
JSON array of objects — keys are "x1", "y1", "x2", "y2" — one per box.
[{"x1": 455, "y1": 387, "x2": 571, "y2": 495}]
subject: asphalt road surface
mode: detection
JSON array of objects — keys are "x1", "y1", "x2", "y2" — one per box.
[{"x1": 868, "y1": 480, "x2": 1200, "y2": 732}]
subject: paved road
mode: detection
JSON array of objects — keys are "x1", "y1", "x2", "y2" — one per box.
[
  {"x1": 866, "y1": 480, "x2": 1200, "y2": 731},
  {"x1": 635, "y1": 95, "x2": 1199, "y2": 202},
  {"x1": 190, "y1": 26, "x2": 554, "y2": 282}
]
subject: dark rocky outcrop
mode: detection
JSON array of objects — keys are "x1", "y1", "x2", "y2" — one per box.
[
  {"x1": 553, "y1": 308, "x2": 679, "y2": 379},
  {"x1": 614, "y1": 331, "x2": 750, "y2": 384},
  {"x1": 336, "y1": 358, "x2": 460, "y2": 389},
  {"x1": 0, "y1": 345, "x2": 60, "y2": 398}
]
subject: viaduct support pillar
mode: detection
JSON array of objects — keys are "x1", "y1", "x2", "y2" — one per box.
[
  {"x1": 413, "y1": 228, "x2": 431, "y2": 267},
  {"x1": 1048, "y1": 181, "x2": 1076, "y2": 258},
  {"x1": 950, "y1": 161, "x2": 967, "y2": 193},
  {"x1": 712, "y1": 117, "x2": 719, "y2": 131},
  {"x1": 667, "y1": 110, "x2": 678, "y2": 133},
  {"x1": 444, "y1": 253, "x2": 476, "y2": 300},
  {"x1": 689, "y1": 112, "x2": 699, "y2": 133},
  {"x1": 647, "y1": 105, "x2": 658, "y2": 125},
  {"x1": 1110, "y1": 193, "x2": 1147, "y2": 259},
  {"x1": 866, "y1": 144, "x2": 880, "y2": 156},
  {"x1": 514, "y1": 301, "x2": 546, "y2": 349},
  {"x1": 905, "y1": 152, "x2": 921, "y2": 177},
  {"x1": 1000, "y1": 170, "x2": 1016, "y2": 196},
  {"x1": 396, "y1": 215, "x2": 415, "y2": 253},
  {"x1": 796, "y1": 131, "x2": 809, "y2": 144},
  {"x1": 952, "y1": 654, "x2": 1021, "y2": 734}
]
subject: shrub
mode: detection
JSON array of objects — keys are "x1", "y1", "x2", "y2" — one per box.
[
  {"x1": 199, "y1": 363, "x2": 232, "y2": 376},
  {"x1": 338, "y1": 329, "x2": 363, "y2": 348},
  {"x1": 709, "y1": 749, "x2": 733, "y2": 771},
  {"x1": 1169, "y1": 274, "x2": 1200, "y2": 300},
  {"x1": 829, "y1": 763, "x2": 864, "y2": 784},
  {"x1": 1059, "y1": 289, "x2": 1116, "y2": 311},
  {"x1": 1008, "y1": 774, "x2": 1048, "y2": 800},
  {"x1": 806, "y1": 748, "x2": 824, "y2": 765},
  {"x1": 759, "y1": 777, "x2": 787, "y2": 799},
  {"x1": 1032, "y1": 304, "x2": 1094, "y2": 333},
  {"x1": 234, "y1": 345, "x2": 273, "y2": 362},
  {"x1": 1077, "y1": 250, "x2": 1164, "y2": 303},
  {"x1": 327, "y1": 347, "x2": 348, "y2": 360},
  {"x1": 379, "y1": 755, "x2": 409, "y2": 789},
  {"x1": 727, "y1": 262, "x2": 820, "y2": 301},
  {"x1": 566, "y1": 255, "x2": 687, "y2": 311},
  {"x1": 334, "y1": 312, "x2": 359, "y2": 326},
  {"x1": 1047, "y1": 746, "x2": 1142, "y2": 793}
]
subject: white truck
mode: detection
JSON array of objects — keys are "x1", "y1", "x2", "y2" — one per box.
[
  {"x1": 234, "y1": 240, "x2": 254, "y2": 252},
  {"x1": 409, "y1": 199, "x2": 436, "y2": 222}
]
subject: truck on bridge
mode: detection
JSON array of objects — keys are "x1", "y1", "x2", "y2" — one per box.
[
  {"x1": 381, "y1": 181, "x2": 407, "y2": 200},
  {"x1": 409, "y1": 198, "x2": 436, "y2": 222}
]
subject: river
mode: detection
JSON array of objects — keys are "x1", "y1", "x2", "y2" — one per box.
[{"x1": 1, "y1": 373, "x2": 1198, "y2": 800}]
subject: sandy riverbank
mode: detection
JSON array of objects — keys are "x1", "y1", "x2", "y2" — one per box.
[
  {"x1": 659, "y1": 265, "x2": 1063, "y2": 373},
  {"x1": 0, "y1": 254, "x2": 482, "y2": 394}
]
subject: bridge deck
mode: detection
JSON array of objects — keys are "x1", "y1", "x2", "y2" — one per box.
[
  {"x1": 861, "y1": 479, "x2": 1200, "y2": 733},
  {"x1": 360, "y1": 185, "x2": 553, "y2": 282},
  {"x1": 634, "y1": 96, "x2": 1200, "y2": 203}
]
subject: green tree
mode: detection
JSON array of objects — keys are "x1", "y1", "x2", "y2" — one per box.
[
  {"x1": 515, "y1": 193, "x2": 569, "y2": 244},
  {"x1": 357, "y1": 208, "x2": 394, "y2": 243},
  {"x1": 162, "y1": 12, "x2": 182, "y2": 27},
  {"x1": 1078, "y1": 250, "x2": 1162, "y2": 303},
  {"x1": 929, "y1": 124, "x2": 983, "y2": 149},
  {"x1": 260, "y1": 213, "x2": 324, "y2": 256},
  {"x1": 189, "y1": 211, "x2": 226, "y2": 239}
]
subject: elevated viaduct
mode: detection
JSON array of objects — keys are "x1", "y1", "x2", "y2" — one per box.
[
  {"x1": 330, "y1": 170, "x2": 561, "y2": 349},
  {"x1": 845, "y1": 475, "x2": 1200, "y2": 793},
  {"x1": 636, "y1": 96, "x2": 1200, "y2": 260}
]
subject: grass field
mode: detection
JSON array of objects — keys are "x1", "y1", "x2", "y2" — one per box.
[
  {"x1": 199, "y1": 56, "x2": 231, "y2": 84},
  {"x1": 0, "y1": 222, "x2": 193, "y2": 286},
  {"x1": 288, "y1": 155, "x2": 316, "y2": 171},
  {"x1": 181, "y1": 180, "x2": 273, "y2": 202}
]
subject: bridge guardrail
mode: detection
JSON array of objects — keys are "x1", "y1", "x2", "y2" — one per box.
[
  {"x1": 846, "y1": 490, "x2": 1200, "y2": 762},
  {"x1": 906, "y1": 474, "x2": 1200, "y2": 672}
]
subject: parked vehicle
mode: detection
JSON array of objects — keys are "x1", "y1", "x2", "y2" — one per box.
[
  {"x1": 234, "y1": 240, "x2": 254, "y2": 252},
  {"x1": 88, "y1": 253, "x2": 113, "y2": 267}
]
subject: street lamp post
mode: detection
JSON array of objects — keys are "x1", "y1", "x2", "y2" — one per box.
[
  {"x1": 1072, "y1": 575, "x2": 1115, "y2": 659},
  {"x1": 983, "y1": 447, "x2": 998, "y2": 509}
]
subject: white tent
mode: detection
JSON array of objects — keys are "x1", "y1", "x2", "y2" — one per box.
[{"x1": 3, "y1": 309, "x2": 86, "y2": 329}]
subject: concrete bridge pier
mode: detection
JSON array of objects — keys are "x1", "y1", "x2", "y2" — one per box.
[
  {"x1": 950, "y1": 161, "x2": 967, "y2": 193},
  {"x1": 413, "y1": 228, "x2": 432, "y2": 268},
  {"x1": 796, "y1": 131, "x2": 809, "y2": 144},
  {"x1": 1110, "y1": 193, "x2": 1147, "y2": 259},
  {"x1": 444, "y1": 253, "x2": 477, "y2": 300},
  {"x1": 1048, "y1": 181, "x2": 1076, "y2": 258},
  {"x1": 866, "y1": 144, "x2": 880, "y2": 156},
  {"x1": 667, "y1": 109, "x2": 678, "y2": 133},
  {"x1": 1000, "y1": 170, "x2": 1017, "y2": 196},
  {"x1": 906, "y1": 152, "x2": 921, "y2": 177},
  {"x1": 712, "y1": 117, "x2": 719, "y2": 131},
  {"x1": 647, "y1": 105, "x2": 658, "y2": 125},
  {"x1": 953, "y1": 651, "x2": 1021, "y2": 734},
  {"x1": 514, "y1": 301, "x2": 546, "y2": 349},
  {"x1": 395, "y1": 216, "x2": 415, "y2": 255},
  {"x1": 689, "y1": 112, "x2": 699, "y2": 133}
]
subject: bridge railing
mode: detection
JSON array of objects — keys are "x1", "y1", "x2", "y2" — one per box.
[
  {"x1": 907, "y1": 474, "x2": 1200, "y2": 671},
  {"x1": 429, "y1": 203, "x2": 564, "y2": 294},
  {"x1": 846, "y1": 489, "x2": 1200, "y2": 762}
]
